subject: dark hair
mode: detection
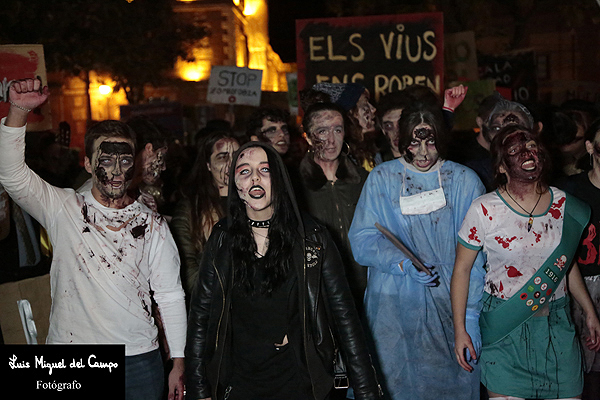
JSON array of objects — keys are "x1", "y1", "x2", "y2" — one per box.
[
  {"x1": 302, "y1": 102, "x2": 349, "y2": 139},
  {"x1": 477, "y1": 92, "x2": 503, "y2": 120},
  {"x1": 228, "y1": 142, "x2": 299, "y2": 295},
  {"x1": 85, "y1": 120, "x2": 136, "y2": 159},
  {"x1": 376, "y1": 90, "x2": 413, "y2": 121},
  {"x1": 490, "y1": 124, "x2": 550, "y2": 189},
  {"x1": 403, "y1": 84, "x2": 442, "y2": 108},
  {"x1": 179, "y1": 131, "x2": 238, "y2": 252},
  {"x1": 126, "y1": 116, "x2": 172, "y2": 155},
  {"x1": 585, "y1": 118, "x2": 600, "y2": 143},
  {"x1": 299, "y1": 88, "x2": 331, "y2": 113},
  {"x1": 246, "y1": 107, "x2": 290, "y2": 139},
  {"x1": 398, "y1": 102, "x2": 447, "y2": 162}
]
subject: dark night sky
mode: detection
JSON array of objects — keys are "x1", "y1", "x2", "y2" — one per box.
[{"x1": 268, "y1": 0, "x2": 330, "y2": 63}]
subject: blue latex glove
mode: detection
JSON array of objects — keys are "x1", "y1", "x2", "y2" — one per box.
[
  {"x1": 464, "y1": 313, "x2": 481, "y2": 365},
  {"x1": 402, "y1": 259, "x2": 438, "y2": 286}
]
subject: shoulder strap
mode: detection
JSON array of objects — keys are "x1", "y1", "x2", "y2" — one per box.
[{"x1": 480, "y1": 193, "x2": 590, "y2": 347}]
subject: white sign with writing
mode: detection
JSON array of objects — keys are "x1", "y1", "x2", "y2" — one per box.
[{"x1": 207, "y1": 66, "x2": 263, "y2": 106}]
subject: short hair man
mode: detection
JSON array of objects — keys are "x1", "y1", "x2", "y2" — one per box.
[
  {"x1": 0, "y1": 78, "x2": 186, "y2": 400},
  {"x1": 246, "y1": 106, "x2": 291, "y2": 156}
]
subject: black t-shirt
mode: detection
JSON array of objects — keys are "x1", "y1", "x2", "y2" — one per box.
[
  {"x1": 561, "y1": 171, "x2": 600, "y2": 277},
  {"x1": 230, "y1": 260, "x2": 308, "y2": 398}
]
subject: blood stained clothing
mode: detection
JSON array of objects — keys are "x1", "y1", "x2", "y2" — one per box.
[
  {"x1": 458, "y1": 187, "x2": 567, "y2": 301},
  {"x1": 349, "y1": 158, "x2": 486, "y2": 400},
  {"x1": 458, "y1": 187, "x2": 583, "y2": 398},
  {"x1": 0, "y1": 119, "x2": 186, "y2": 357}
]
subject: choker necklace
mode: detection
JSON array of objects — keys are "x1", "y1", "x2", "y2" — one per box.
[
  {"x1": 248, "y1": 218, "x2": 271, "y2": 228},
  {"x1": 504, "y1": 189, "x2": 542, "y2": 232}
]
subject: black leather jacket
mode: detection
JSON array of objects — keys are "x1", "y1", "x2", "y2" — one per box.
[{"x1": 184, "y1": 214, "x2": 381, "y2": 400}]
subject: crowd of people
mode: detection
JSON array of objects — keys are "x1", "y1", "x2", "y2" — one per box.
[{"x1": 2, "y1": 77, "x2": 600, "y2": 400}]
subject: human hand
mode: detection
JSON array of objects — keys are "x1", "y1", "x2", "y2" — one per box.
[
  {"x1": 402, "y1": 260, "x2": 438, "y2": 286},
  {"x1": 9, "y1": 78, "x2": 49, "y2": 112},
  {"x1": 443, "y1": 84, "x2": 468, "y2": 112},
  {"x1": 168, "y1": 358, "x2": 185, "y2": 400},
  {"x1": 454, "y1": 328, "x2": 475, "y2": 372},
  {"x1": 585, "y1": 313, "x2": 600, "y2": 352},
  {"x1": 464, "y1": 313, "x2": 481, "y2": 366}
]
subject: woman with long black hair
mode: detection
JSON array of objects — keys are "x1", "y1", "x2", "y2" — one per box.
[
  {"x1": 171, "y1": 131, "x2": 239, "y2": 299},
  {"x1": 185, "y1": 141, "x2": 380, "y2": 400}
]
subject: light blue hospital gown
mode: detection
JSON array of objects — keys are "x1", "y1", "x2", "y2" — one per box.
[{"x1": 349, "y1": 158, "x2": 486, "y2": 400}]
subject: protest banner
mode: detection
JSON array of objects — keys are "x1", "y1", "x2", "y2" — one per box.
[
  {"x1": 296, "y1": 13, "x2": 444, "y2": 104},
  {"x1": 445, "y1": 31, "x2": 478, "y2": 82},
  {"x1": 207, "y1": 66, "x2": 263, "y2": 107},
  {"x1": 478, "y1": 50, "x2": 537, "y2": 103},
  {"x1": 0, "y1": 44, "x2": 51, "y2": 131}
]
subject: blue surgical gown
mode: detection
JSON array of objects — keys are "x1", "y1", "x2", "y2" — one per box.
[{"x1": 349, "y1": 158, "x2": 486, "y2": 400}]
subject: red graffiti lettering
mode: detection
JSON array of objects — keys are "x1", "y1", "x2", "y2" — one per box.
[{"x1": 578, "y1": 224, "x2": 597, "y2": 265}]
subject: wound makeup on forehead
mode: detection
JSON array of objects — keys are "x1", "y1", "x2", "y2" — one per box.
[
  {"x1": 502, "y1": 130, "x2": 532, "y2": 146},
  {"x1": 99, "y1": 141, "x2": 133, "y2": 155},
  {"x1": 413, "y1": 127, "x2": 433, "y2": 140},
  {"x1": 502, "y1": 113, "x2": 521, "y2": 125}
]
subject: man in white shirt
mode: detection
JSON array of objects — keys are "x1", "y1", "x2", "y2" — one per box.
[{"x1": 0, "y1": 78, "x2": 186, "y2": 400}]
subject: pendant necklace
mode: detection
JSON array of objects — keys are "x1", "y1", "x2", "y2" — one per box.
[{"x1": 504, "y1": 189, "x2": 543, "y2": 232}]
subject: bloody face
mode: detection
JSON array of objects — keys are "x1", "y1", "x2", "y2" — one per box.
[
  {"x1": 208, "y1": 138, "x2": 240, "y2": 192},
  {"x1": 90, "y1": 137, "x2": 135, "y2": 200},
  {"x1": 485, "y1": 111, "x2": 529, "y2": 143},
  {"x1": 234, "y1": 147, "x2": 273, "y2": 220},
  {"x1": 407, "y1": 123, "x2": 439, "y2": 172},
  {"x1": 382, "y1": 108, "x2": 403, "y2": 155},
  {"x1": 501, "y1": 130, "x2": 543, "y2": 183},
  {"x1": 352, "y1": 92, "x2": 377, "y2": 135},
  {"x1": 308, "y1": 109, "x2": 345, "y2": 163}
]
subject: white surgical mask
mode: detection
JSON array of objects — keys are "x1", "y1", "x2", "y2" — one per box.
[{"x1": 399, "y1": 162, "x2": 446, "y2": 215}]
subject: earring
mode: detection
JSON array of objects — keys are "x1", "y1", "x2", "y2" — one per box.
[
  {"x1": 341, "y1": 141, "x2": 350, "y2": 156},
  {"x1": 591, "y1": 153, "x2": 594, "y2": 167}
]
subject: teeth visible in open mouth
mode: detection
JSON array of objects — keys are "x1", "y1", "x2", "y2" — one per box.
[{"x1": 522, "y1": 160, "x2": 536, "y2": 170}]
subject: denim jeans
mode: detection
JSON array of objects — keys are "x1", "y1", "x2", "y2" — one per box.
[{"x1": 125, "y1": 349, "x2": 164, "y2": 400}]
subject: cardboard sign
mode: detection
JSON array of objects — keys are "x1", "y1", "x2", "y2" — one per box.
[
  {"x1": 445, "y1": 31, "x2": 478, "y2": 82},
  {"x1": 0, "y1": 45, "x2": 51, "y2": 131},
  {"x1": 296, "y1": 13, "x2": 444, "y2": 103},
  {"x1": 478, "y1": 50, "x2": 537, "y2": 103},
  {"x1": 207, "y1": 66, "x2": 263, "y2": 107}
]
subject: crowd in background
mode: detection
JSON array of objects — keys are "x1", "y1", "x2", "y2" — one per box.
[{"x1": 3, "y1": 80, "x2": 600, "y2": 400}]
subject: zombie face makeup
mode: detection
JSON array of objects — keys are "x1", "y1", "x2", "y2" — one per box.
[
  {"x1": 88, "y1": 137, "x2": 135, "y2": 201},
  {"x1": 353, "y1": 93, "x2": 376, "y2": 134},
  {"x1": 208, "y1": 138, "x2": 240, "y2": 193},
  {"x1": 234, "y1": 147, "x2": 273, "y2": 220},
  {"x1": 141, "y1": 146, "x2": 167, "y2": 185},
  {"x1": 407, "y1": 123, "x2": 439, "y2": 172},
  {"x1": 309, "y1": 110, "x2": 345, "y2": 163},
  {"x1": 500, "y1": 130, "x2": 543, "y2": 183},
  {"x1": 485, "y1": 111, "x2": 530, "y2": 143},
  {"x1": 259, "y1": 119, "x2": 290, "y2": 155},
  {"x1": 382, "y1": 108, "x2": 403, "y2": 155}
]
